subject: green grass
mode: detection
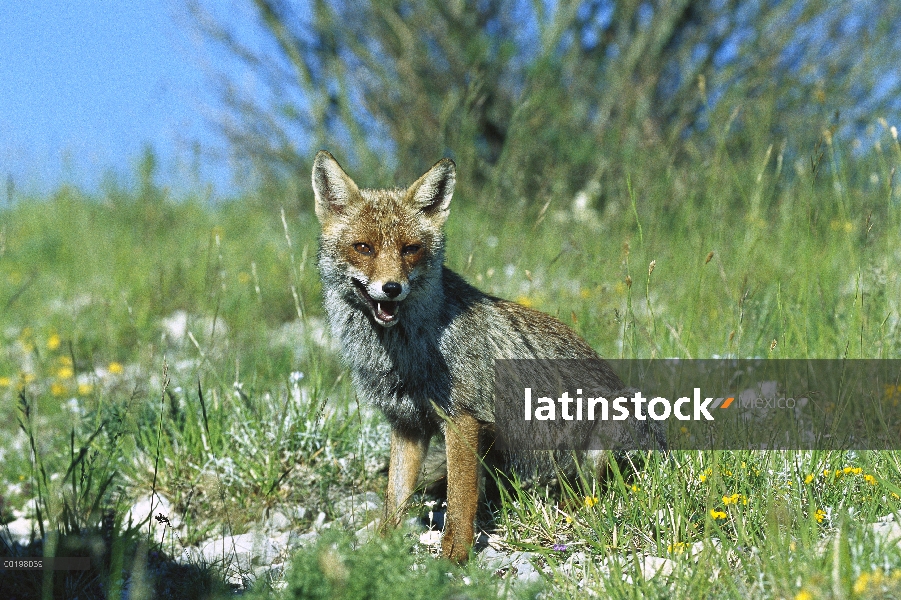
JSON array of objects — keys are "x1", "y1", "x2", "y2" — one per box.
[{"x1": 1, "y1": 122, "x2": 901, "y2": 598}]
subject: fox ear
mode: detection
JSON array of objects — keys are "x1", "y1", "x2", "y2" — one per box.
[
  {"x1": 312, "y1": 150, "x2": 360, "y2": 221},
  {"x1": 407, "y1": 158, "x2": 456, "y2": 223}
]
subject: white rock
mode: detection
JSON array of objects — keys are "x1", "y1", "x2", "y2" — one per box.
[
  {"x1": 478, "y1": 547, "x2": 544, "y2": 582},
  {"x1": 177, "y1": 546, "x2": 202, "y2": 564},
  {"x1": 355, "y1": 519, "x2": 380, "y2": 543},
  {"x1": 125, "y1": 495, "x2": 173, "y2": 537},
  {"x1": 2, "y1": 517, "x2": 35, "y2": 543},
  {"x1": 870, "y1": 519, "x2": 901, "y2": 545},
  {"x1": 478, "y1": 545, "x2": 508, "y2": 570},
  {"x1": 270, "y1": 531, "x2": 290, "y2": 549},
  {"x1": 287, "y1": 530, "x2": 319, "y2": 550},
  {"x1": 513, "y1": 559, "x2": 540, "y2": 583},
  {"x1": 334, "y1": 492, "x2": 382, "y2": 526},
  {"x1": 690, "y1": 537, "x2": 721, "y2": 559},
  {"x1": 253, "y1": 562, "x2": 285, "y2": 585},
  {"x1": 504, "y1": 551, "x2": 542, "y2": 582},
  {"x1": 266, "y1": 510, "x2": 291, "y2": 531},
  {"x1": 199, "y1": 531, "x2": 283, "y2": 571},
  {"x1": 638, "y1": 555, "x2": 676, "y2": 580}
]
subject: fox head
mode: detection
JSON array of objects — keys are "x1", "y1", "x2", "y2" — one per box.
[{"x1": 312, "y1": 150, "x2": 456, "y2": 328}]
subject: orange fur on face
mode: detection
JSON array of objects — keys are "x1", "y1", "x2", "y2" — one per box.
[{"x1": 334, "y1": 200, "x2": 433, "y2": 288}]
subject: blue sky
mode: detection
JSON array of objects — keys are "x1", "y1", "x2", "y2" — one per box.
[
  {"x1": 3, "y1": 2, "x2": 898, "y2": 200},
  {"x1": 0, "y1": 1, "x2": 238, "y2": 197}
]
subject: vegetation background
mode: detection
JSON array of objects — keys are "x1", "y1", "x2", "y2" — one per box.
[{"x1": 2, "y1": 0, "x2": 901, "y2": 598}]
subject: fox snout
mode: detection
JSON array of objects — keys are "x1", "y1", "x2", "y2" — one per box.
[
  {"x1": 359, "y1": 278, "x2": 409, "y2": 303},
  {"x1": 351, "y1": 276, "x2": 410, "y2": 327},
  {"x1": 382, "y1": 281, "x2": 402, "y2": 299}
]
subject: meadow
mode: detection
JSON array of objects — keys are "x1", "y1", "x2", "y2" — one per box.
[{"x1": 2, "y1": 122, "x2": 901, "y2": 598}]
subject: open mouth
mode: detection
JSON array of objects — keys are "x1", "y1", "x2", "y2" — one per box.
[{"x1": 351, "y1": 278, "x2": 400, "y2": 326}]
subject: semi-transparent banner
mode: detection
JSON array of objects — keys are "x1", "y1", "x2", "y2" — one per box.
[{"x1": 493, "y1": 359, "x2": 901, "y2": 451}]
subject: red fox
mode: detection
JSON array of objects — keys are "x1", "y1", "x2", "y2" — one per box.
[{"x1": 312, "y1": 151, "x2": 649, "y2": 562}]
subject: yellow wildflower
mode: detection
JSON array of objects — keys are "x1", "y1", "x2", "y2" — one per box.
[
  {"x1": 667, "y1": 542, "x2": 688, "y2": 554},
  {"x1": 56, "y1": 366, "x2": 74, "y2": 379},
  {"x1": 854, "y1": 570, "x2": 885, "y2": 594},
  {"x1": 722, "y1": 493, "x2": 741, "y2": 506},
  {"x1": 854, "y1": 572, "x2": 870, "y2": 594},
  {"x1": 710, "y1": 509, "x2": 727, "y2": 520},
  {"x1": 108, "y1": 362, "x2": 124, "y2": 375},
  {"x1": 795, "y1": 590, "x2": 813, "y2": 600},
  {"x1": 47, "y1": 334, "x2": 61, "y2": 350},
  {"x1": 0, "y1": 376, "x2": 11, "y2": 387},
  {"x1": 77, "y1": 383, "x2": 93, "y2": 395},
  {"x1": 804, "y1": 474, "x2": 814, "y2": 484},
  {"x1": 51, "y1": 382, "x2": 66, "y2": 397},
  {"x1": 814, "y1": 509, "x2": 827, "y2": 523},
  {"x1": 584, "y1": 496, "x2": 599, "y2": 508},
  {"x1": 864, "y1": 474, "x2": 877, "y2": 486}
]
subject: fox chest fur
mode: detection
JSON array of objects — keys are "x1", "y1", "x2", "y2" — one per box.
[{"x1": 319, "y1": 255, "x2": 499, "y2": 436}]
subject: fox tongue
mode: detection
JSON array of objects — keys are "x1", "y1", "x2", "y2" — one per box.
[{"x1": 376, "y1": 301, "x2": 398, "y2": 320}]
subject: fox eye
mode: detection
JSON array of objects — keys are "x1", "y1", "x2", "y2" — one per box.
[
  {"x1": 353, "y1": 242, "x2": 374, "y2": 256},
  {"x1": 401, "y1": 244, "x2": 422, "y2": 256}
]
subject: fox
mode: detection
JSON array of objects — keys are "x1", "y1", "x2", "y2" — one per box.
[{"x1": 312, "y1": 150, "x2": 654, "y2": 562}]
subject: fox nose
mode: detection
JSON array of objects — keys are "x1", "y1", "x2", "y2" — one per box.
[{"x1": 382, "y1": 281, "x2": 402, "y2": 299}]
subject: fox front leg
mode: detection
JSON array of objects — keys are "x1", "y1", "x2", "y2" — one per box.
[
  {"x1": 382, "y1": 429, "x2": 429, "y2": 530},
  {"x1": 442, "y1": 412, "x2": 481, "y2": 563}
]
